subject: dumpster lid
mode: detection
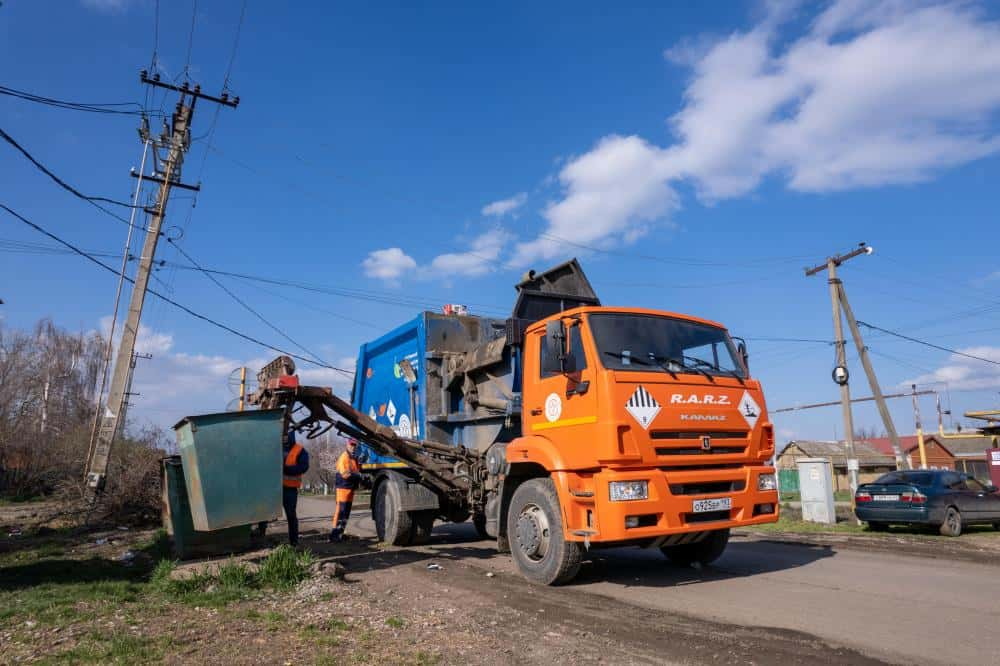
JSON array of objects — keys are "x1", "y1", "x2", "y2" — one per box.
[{"x1": 172, "y1": 408, "x2": 285, "y2": 431}]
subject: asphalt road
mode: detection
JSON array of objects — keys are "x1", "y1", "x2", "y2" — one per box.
[{"x1": 295, "y1": 496, "x2": 1000, "y2": 665}]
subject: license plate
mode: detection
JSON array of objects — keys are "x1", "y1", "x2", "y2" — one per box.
[
  {"x1": 873, "y1": 494, "x2": 899, "y2": 502},
  {"x1": 692, "y1": 497, "x2": 731, "y2": 513}
]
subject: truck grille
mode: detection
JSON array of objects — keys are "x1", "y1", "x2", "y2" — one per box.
[
  {"x1": 656, "y1": 446, "x2": 746, "y2": 456},
  {"x1": 651, "y1": 430, "x2": 748, "y2": 440},
  {"x1": 669, "y1": 480, "x2": 745, "y2": 495}
]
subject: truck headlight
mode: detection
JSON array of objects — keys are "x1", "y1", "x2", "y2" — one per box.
[
  {"x1": 609, "y1": 480, "x2": 648, "y2": 502},
  {"x1": 758, "y1": 473, "x2": 777, "y2": 492}
]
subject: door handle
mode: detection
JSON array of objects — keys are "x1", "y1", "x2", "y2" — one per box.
[{"x1": 530, "y1": 408, "x2": 543, "y2": 416}]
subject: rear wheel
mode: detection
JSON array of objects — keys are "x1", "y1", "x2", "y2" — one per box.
[
  {"x1": 866, "y1": 521, "x2": 889, "y2": 532},
  {"x1": 939, "y1": 507, "x2": 962, "y2": 537},
  {"x1": 507, "y1": 478, "x2": 582, "y2": 585},
  {"x1": 373, "y1": 479, "x2": 414, "y2": 546},
  {"x1": 661, "y1": 529, "x2": 730, "y2": 566}
]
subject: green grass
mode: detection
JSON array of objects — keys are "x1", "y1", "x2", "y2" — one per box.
[
  {"x1": 256, "y1": 544, "x2": 314, "y2": 589},
  {"x1": 748, "y1": 515, "x2": 1000, "y2": 538},
  {"x1": 385, "y1": 616, "x2": 405, "y2": 629},
  {"x1": 779, "y1": 490, "x2": 853, "y2": 502},
  {"x1": 37, "y1": 633, "x2": 168, "y2": 665},
  {"x1": 747, "y1": 515, "x2": 868, "y2": 534}
]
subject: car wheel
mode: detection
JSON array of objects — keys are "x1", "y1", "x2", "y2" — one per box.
[
  {"x1": 993, "y1": 522, "x2": 1000, "y2": 531},
  {"x1": 866, "y1": 521, "x2": 889, "y2": 532},
  {"x1": 939, "y1": 507, "x2": 962, "y2": 537}
]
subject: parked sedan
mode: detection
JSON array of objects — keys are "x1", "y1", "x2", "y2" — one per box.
[{"x1": 855, "y1": 470, "x2": 1000, "y2": 536}]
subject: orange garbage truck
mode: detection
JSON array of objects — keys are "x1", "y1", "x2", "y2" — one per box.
[{"x1": 252, "y1": 259, "x2": 779, "y2": 584}]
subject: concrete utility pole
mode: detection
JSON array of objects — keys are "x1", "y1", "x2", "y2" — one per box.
[
  {"x1": 85, "y1": 72, "x2": 238, "y2": 493},
  {"x1": 806, "y1": 243, "x2": 908, "y2": 512},
  {"x1": 835, "y1": 277, "x2": 909, "y2": 470}
]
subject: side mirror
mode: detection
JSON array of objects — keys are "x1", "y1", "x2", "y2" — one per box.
[
  {"x1": 542, "y1": 319, "x2": 577, "y2": 375},
  {"x1": 733, "y1": 337, "x2": 749, "y2": 372}
]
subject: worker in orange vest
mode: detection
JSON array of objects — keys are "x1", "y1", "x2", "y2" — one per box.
[
  {"x1": 328, "y1": 438, "x2": 363, "y2": 542},
  {"x1": 280, "y1": 429, "x2": 309, "y2": 546}
]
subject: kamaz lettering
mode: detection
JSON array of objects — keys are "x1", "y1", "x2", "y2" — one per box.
[{"x1": 680, "y1": 414, "x2": 727, "y2": 421}]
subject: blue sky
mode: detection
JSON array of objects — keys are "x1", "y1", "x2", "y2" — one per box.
[{"x1": 1, "y1": 0, "x2": 999, "y2": 444}]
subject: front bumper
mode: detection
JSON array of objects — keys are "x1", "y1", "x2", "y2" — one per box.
[{"x1": 557, "y1": 465, "x2": 779, "y2": 543}]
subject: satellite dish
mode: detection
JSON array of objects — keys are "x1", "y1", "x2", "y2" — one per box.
[{"x1": 227, "y1": 367, "x2": 259, "y2": 397}]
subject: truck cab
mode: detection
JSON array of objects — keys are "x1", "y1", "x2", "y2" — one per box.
[{"x1": 501, "y1": 306, "x2": 777, "y2": 582}]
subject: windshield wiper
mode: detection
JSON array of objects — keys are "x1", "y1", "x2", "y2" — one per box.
[
  {"x1": 678, "y1": 356, "x2": 715, "y2": 382},
  {"x1": 713, "y1": 366, "x2": 746, "y2": 385}
]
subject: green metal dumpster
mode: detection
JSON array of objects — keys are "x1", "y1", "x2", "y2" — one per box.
[
  {"x1": 161, "y1": 456, "x2": 251, "y2": 559},
  {"x1": 173, "y1": 409, "x2": 284, "y2": 531}
]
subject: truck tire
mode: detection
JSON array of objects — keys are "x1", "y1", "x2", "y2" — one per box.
[
  {"x1": 373, "y1": 479, "x2": 414, "y2": 546},
  {"x1": 939, "y1": 507, "x2": 962, "y2": 537},
  {"x1": 661, "y1": 529, "x2": 730, "y2": 566},
  {"x1": 507, "y1": 478, "x2": 582, "y2": 586}
]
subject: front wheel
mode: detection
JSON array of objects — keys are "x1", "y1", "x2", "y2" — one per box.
[
  {"x1": 661, "y1": 529, "x2": 730, "y2": 566},
  {"x1": 939, "y1": 507, "x2": 962, "y2": 537},
  {"x1": 507, "y1": 478, "x2": 582, "y2": 585}
]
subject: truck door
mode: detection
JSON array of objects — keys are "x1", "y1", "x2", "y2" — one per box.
[{"x1": 525, "y1": 320, "x2": 599, "y2": 439}]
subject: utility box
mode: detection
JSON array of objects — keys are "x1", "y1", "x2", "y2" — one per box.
[
  {"x1": 797, "y1": 457, "x2": 836, "y2": 524},
  {"x1": 173, "y1": 409, "x2": 284, "y2": 531}
]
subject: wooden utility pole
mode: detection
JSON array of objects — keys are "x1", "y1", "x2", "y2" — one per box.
[{"x1": 85, "y1": 72, "x2": 238, "y2": 493}]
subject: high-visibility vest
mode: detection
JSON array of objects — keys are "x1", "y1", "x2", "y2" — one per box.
[
  {"x1": 283, "y1": 443, "x2": 305, "y2": 488},
  {"x1": 335, "y1": 451, "x2": 361, "y2": 490}
]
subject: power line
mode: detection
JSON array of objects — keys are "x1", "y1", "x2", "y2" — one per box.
[
  {"x1": 857, "y1": 320, "x2": 1000, "y2": 367},
  {"x1": 0, "y1": 126, "x2": 146, "y2": 230},
  {"x1": 165, "y1": 237, "x2": 332, "y2": 368},
  {"x1": 745, "y1": 337, "x2": 833, "y2": 344},
  {"x1": 183, "y1": 0, "x2": 199, "y2": 78},
  {"x1": 0, "y1": 202, "x2": 351, "y2": 375},
  {"x1": 0, "y1": 84, "x2": 155, "y2": 117}
]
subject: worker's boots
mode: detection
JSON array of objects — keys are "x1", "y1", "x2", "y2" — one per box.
[{"x1": 328, "y1": 528, "x2": 343, "y2": 543}]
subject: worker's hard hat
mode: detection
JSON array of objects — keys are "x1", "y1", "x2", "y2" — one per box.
[{"x1": 346, "y1": 438, "x2": 357, "y2": 446}]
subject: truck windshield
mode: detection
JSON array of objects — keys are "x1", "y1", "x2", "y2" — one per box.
[{"x1": 588, "y1": 313, "x2": 747, "y2": 379}]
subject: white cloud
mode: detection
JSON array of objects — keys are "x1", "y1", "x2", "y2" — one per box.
[
  {"x1": 426, "y1": 228, "x2": 511, "y2": 278},
  {"x1": 361, "y1": 247, "x2": 417, "y2": 282},
  {"x1": 365, "y1": 228, "x2": 512, "y2": 283},
  {"x1": 512, "y1": 136, "x2": 679, "y2": 266},
  {"x1": 117, "y1": 322, "x2": 356, "y2": 432},
  {"x1": 514, "y1": 0, "x2": 1000, "y2": 265},
  {"x1": 904, "y1": 346, "x2": 1000, "y2": 391},
  {"x1": 481, "y1": 193, "x2": 528, "y2": 218}
]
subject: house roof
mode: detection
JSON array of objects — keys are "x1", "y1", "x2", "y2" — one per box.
[
  {"x1": 781, "y1": 440, "x2": 894, "y2": 467},
  {"x1": 926, "y1": 435, "x2": 999, "y2": 457},
  {"x1": 860, "y1": 436, "x2": 921, "y2": 456}
]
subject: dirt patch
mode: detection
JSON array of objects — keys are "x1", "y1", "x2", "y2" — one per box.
[{"x1": 2, "y1": 526, "x2": 894, "y2": 665}]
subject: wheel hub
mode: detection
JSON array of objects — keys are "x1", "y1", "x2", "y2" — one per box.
[{"x1": 515, "y1": 504, "x2": 550, "y2": 561}]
